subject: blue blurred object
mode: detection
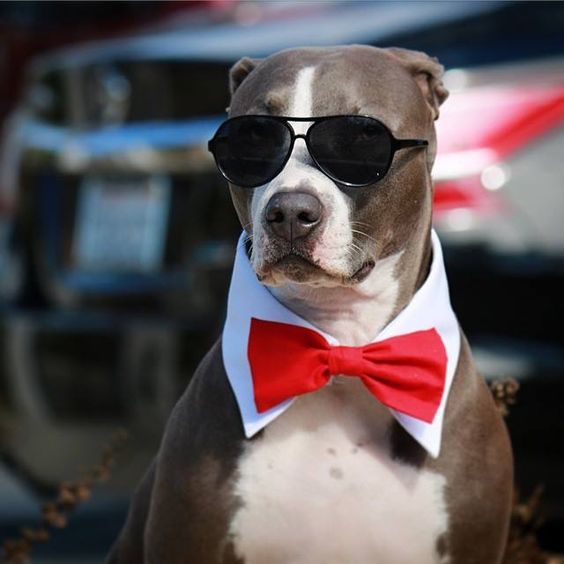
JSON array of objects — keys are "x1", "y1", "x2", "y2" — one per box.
[{"x1": 20, "y1": 117, "x2": 224, "y2": 156}]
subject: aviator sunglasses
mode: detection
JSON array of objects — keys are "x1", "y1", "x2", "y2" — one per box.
[{"x1": 208, "y1": 115, "x2": 428, "y2": 188}]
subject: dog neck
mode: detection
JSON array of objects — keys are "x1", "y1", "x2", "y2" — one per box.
[{"x1": 269, "y1": 231, "x2": 432, "y2": 346}]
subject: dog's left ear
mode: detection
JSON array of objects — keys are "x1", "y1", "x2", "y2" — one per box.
[
  {"x1": 230, "y1": 57, "x2": 263, "y2": 95},
  {"x1": 386, "y1": 48, "x2": 449, "y2": 120}
]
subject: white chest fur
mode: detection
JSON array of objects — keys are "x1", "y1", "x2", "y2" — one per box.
[{"x1": 228, "y1": 379, "x2": 449, "y2": 564}]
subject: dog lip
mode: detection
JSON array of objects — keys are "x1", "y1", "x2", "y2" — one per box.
[
  {"x1": 259, "y1": 251, "x2": 375, "y2": 286},
  {"x1": 351, "y1": 260, "x2": 375, "y2": 282},
  {"x1": 274, "y1": 251, "x2": 320, "y2": 270},
  {"x1": 256, "y1": 251, "x2": 323, "y2": 282}
]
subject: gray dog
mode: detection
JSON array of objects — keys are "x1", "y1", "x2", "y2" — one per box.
[{"x1": 108, "y1": 45, "x2": 513, "y2": 564}]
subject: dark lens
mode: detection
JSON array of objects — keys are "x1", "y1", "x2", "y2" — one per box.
[
  {"x1": 308, "y1": 116, "x2": 392, "y2": 185},
  {"x1": 211, "y1": 117, "x2": 291, "y2": 187}
]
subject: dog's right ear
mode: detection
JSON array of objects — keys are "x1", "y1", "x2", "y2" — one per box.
[
  {"x1": 386, "y1": 48, "x2": 449, "y2": 120},
  {"x1": 229, "y1": 57, "x2": 263, "y2": 95}
]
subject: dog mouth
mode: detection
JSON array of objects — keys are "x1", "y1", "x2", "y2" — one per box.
[
  {"x1": 350, "y1": 259, "x2": 376, "y2": 282},
  {"x1": 256, "y1": 248, "x2": 375, "y2": 286},
  {"x1": 261, "y1": 253, "x2": 321, "y2": 284}
]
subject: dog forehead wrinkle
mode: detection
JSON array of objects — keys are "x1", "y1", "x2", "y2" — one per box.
[{"x1": 264, "y1": 92, "x2": 285, "y2": 114}]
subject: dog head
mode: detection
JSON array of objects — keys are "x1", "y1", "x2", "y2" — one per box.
[{"x1": 225, "y1": 45, "x2": 448, "y2": 289}]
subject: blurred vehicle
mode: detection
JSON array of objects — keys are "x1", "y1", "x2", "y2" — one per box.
[
  {"x1": 0, "y1": 0, "x2": 237, "y2": 305},
  {"x1": 433, "y1": 56, "x2": 564, "y2": 536},
  {"x1": 434, "y1": 57, "x2": 564, "y2": 369},
  {"x1": 2, "y1": 0, "x2": 511, "y2": 308},
  {"x1": 4, "y1": 0, "x2": 562, "y2": 373},
  {"x1": 1, "y1": 2, "x2": 513, "y2": 483},
  {"x1": 1, "y1": 0, "x2": 563, "y2": 558}
]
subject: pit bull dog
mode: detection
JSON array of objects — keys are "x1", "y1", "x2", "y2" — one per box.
[{"x1": 107, "y1": 45, "x2": 513, "y2": 564}]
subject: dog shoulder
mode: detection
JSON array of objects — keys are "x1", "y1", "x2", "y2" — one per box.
[
  {"x1": 160, "y1": 338, "x2": 245, "y2": 461},
  {"x1": 446, "y1": 331, "x2": 510, "y2": 432},
  {"x1": 144, "y1": 339, "x2": 246, "y2": 563},
  {"x1": 435, "y1": 331, "x2": 513, "y2": 562}
]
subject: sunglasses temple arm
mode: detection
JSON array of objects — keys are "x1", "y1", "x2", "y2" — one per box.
[{"x1": 394, "y1": 139, "x2": 429, "y2": 150}]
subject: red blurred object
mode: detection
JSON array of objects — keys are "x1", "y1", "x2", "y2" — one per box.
[
  {"x1": 438, "y1": 85, "x2": 564, "y2": 158},
  {"x1": 433, "y1": 82, "x2": 564, "y2": 217},
  {"x1": 433, "y1": 175, "x2": 504, "y2": 216}
]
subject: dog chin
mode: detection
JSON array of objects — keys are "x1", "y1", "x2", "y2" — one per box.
[
  {"x1": 255, "y1": 254, "x2": 375, "y2": 288},
  {"x1": 257, "y1": 255, "x2": 328, "y2": 286}
]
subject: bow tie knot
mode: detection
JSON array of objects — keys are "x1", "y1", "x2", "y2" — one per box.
[{"x1": 327, "y1": 346, "x2": 365, "y2": 377}]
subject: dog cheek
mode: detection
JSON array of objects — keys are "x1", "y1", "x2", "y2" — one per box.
[
  {"x1": 352, "y1": 170, "x2": 429, "y2": 258},
  {"x1": 249, "y1": 185, "x2": 277, "y2": 269},
  {"x1": 249, "y1": 186, "x2": 268, "y2": 232},
  {"x1": 398, "y1": 161, "x2": 433, "y2": 227},
  {"x1": 349, "y1": 188, "x2": 396, "y2": 256},
  {"x1": 310, "y1": 191, "x2": 354, "y2": 270},
  {"x1": 229, "y1": 186, "x2": 253, "y2": 233},
  {"x1": 386, "y1": 172, "x2": 432, "y2": 254},
  {"x1": 425, "y1": 127, "x2": 439, "y2": 175},
  {"x1": 228, "y1": 186, "x2": 278, "y2": 273}
]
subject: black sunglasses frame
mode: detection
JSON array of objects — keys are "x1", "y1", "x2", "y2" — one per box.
[{"x1": 208, "y1": 115, "x2": 428, "y2": 188}]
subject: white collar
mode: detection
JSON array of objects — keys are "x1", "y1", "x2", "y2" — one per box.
[{"x1": 222, "y1": 230, "x2": 460, "y2": 458}]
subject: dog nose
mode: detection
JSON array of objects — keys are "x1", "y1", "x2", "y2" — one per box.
[{"x1": 265, "y1": 191, "x2": 323, "y2": 241}]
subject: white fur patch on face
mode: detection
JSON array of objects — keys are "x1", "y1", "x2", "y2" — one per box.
[
  {"x1": 289, "y1": 66, "x2": 315, "y2": 134},
  {"x1": 229, "y1": 381, "x2": 449, "y2": 563},
  {"x1": 249, "y1": 66, "x2": 354, "y2": 281}
]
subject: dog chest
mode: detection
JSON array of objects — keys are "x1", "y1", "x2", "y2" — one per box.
[{"x1": 227, "y1": 381, "x2": 449, "y2": 564}]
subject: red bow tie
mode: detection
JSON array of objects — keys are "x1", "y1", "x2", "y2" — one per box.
[{"x1": 248, "y1": 318, "x2": 447, "y2": 423}]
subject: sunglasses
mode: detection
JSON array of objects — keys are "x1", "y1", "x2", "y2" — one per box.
[{"x1": 208, "y1": 115, "x2": 428, "y2": 188}]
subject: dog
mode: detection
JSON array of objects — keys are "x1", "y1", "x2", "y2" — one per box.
[{"x1": 107, "y1": 45, "x2": 513, "y2": 564}]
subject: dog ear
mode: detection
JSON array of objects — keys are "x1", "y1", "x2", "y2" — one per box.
[
  {"x1": 229, "y1": 57, "x2": 263, "y2": 95},
  {"x1": 386, "y1": 48, "x2": 449, "y2": 120}
]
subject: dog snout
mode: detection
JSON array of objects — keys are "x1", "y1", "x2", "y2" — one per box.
[{"x1": 264, "y1": 191, "x2": 323, "y2": 242}]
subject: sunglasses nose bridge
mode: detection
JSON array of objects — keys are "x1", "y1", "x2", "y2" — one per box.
[
  {"x1": 285, "y1": 132, "x2": 312, "y2": 164},
  {"x1": 291, "y1": 133, "x2": 308, "y2": 149}
]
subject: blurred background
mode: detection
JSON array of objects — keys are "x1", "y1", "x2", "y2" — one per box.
[{"x1": 0, "y1": 1, "x2": 562, "y2": 561}]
